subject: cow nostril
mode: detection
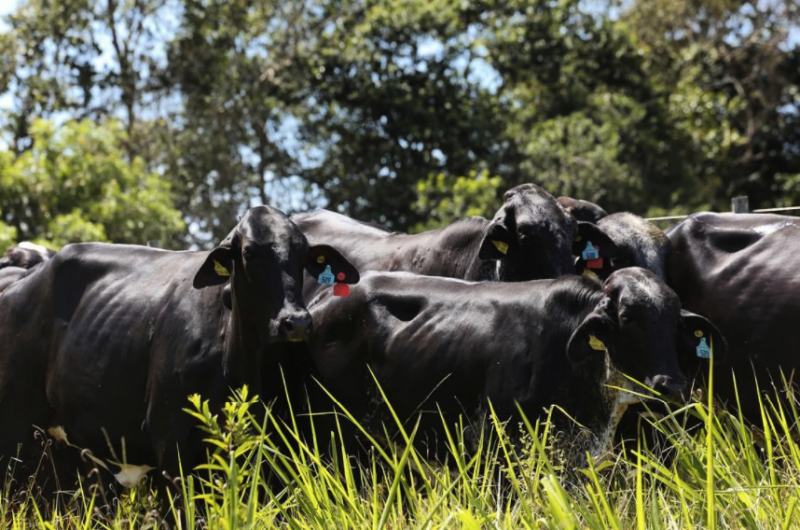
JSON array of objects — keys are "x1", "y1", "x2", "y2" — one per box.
[
  {"x1": 650, "y1": 375, "x2": 687, "y2": 399},
  {"x1": 281, "y1": 315, "x2": 311, "y2": 339}
]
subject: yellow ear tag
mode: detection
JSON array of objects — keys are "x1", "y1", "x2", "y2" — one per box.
[
  {"x1": 582, "y1": 269, "x2": 599, "y2": 281},
  {"x1": 213, "y1": 260, "x2": 230, "y2": 277},
  {"x1": 694, "y1": 330, "x2": 704, "y2": 338},
  {"x1": 492, "y1": 240, "x2": 509, "y2": 255},
  {"x1": 316, "y1": 255, "x2": 326, "y2": 264},
  {"x1": 588, "y1": 335, "x2": 606, "y2": 352}
]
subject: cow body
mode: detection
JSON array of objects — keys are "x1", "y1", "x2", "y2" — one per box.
[
  {"x1": 0, "y1": 206, "x2": 358, "y2": 479},
  {"x1": 295, "y1": 210, "x2": 492, "y2": 281},
  {"x1": 667, "y1": 212, "x2": 800, "y2": 416},
  {"x1": 307, "y1": 268, "x2": 713, "y2": 450},
  {"x1": 0, "y1": 245, "x2": 233, "y2": 468}
]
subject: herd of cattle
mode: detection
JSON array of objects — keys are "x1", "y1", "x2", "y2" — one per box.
[{"x1": 0, "y1": 183, "x2": 798, "y2": 489}]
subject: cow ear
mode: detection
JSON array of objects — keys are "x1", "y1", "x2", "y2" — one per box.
[
  {"x1": 573, "y1": 222, "x2": 620, "y2": 276},
  {"x1": 479, "y1": 220, "x2": 512, "y2": 260},
  {"x1": 193, "y1": 247, "x2": 234, "y2": 288},
  {"x1": 306, "y1": 245, "x2": 360, "y2": 284},
  {"x1": 566, "y1": 309, "x2": 616, "y2": 368},
  {"x1": 193, "y1": 230, "x2": 236, "y2": 289},
  {"x1": 573, "y1": 222, "x2": 618, "y2": 257},
  {"x1": 680, "y1": 309, "x2": 728, "y2": 365}
]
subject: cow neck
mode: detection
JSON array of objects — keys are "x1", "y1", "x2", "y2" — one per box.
[{"x1": 546, "y1": 282, "x2": 611, "y2": 432}]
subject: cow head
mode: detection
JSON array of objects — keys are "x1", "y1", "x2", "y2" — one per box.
[
  {"x1": 192, "y1": 205, "x2": 359, "y2": 344},
  {"x1": 574, "y1": 213, "x2": 670, "y2": 281},
  {"x1": 566, "y1": 268, "x2": 721, "y2": 406},
  {"x1": 478, "y1": 184, "x2": 577, "y2": 280}
]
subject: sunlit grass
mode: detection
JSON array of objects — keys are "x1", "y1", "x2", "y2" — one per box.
[{"x1": 2, "y1": 375, "x2": 800, "y2": 529}]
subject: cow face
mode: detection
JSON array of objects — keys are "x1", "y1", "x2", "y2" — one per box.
[
  {"x1": 567, "y1": 268, "x2": 694, "y2": 402},
  {"x1": 193, "y1": 206, "x2": 358, "y2": 343},
  {"x1": 478, "y1": 184, "x2": 577, "y2": 280}
]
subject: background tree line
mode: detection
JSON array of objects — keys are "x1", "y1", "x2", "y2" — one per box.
[{"x1": 0, "y1": 0, "x2": 798, "y2": 250}]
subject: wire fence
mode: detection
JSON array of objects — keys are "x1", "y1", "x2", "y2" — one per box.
[{"x1": 645, "y1": 196, "x2": 800, "y2": 224}]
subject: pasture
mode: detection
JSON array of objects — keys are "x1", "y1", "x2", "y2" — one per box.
[{"x1": 3, "y1": 375, "x2": 800, "y2": 529}]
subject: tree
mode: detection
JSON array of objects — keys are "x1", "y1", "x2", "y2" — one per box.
[
  {"x1": 624, "y1": 0, "x2": 800, "y2": 210},
  {"x1": 413, "y1": 169, "x2": 502, "y2": 231},
  {"x1": 292, "y1": 0, "x2": 512, "y2": 229},
  {"x1": 2, "y1": 0, "x2": 797, "y2": 239},
  {"x1": 2, "y1": 0, "x2": 173, "y2": 158},
  {"x1": 0, "y1": 119, "x2": 185, "y2": 252}
]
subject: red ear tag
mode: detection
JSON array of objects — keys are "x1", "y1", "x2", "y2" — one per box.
[
  {"x1": 586, "y1": 258, "x2": 604, "y2": 269},
  {"x1": 333, "y1": 283, "x2": 350, "y2": 297},
  {"x1": 336, "y1": 272, "x2": 346, "y2": 281}
]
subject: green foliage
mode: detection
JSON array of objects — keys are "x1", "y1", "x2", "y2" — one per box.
[
  {"x1": 0, "y1": 222, "x2": 16, "y2": 255},
  {"x1": 413, "y1": 169, "x2": 502, "y2": 231},
  {"x1": 0, "y1": 119, "x2": 185, "y2": 249}
]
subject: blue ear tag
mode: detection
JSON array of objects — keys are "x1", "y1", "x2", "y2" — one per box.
[
  {"x1": 696, "y1": 337, "x2": 712, "y2": 359},
  {"x1": 582, "y1": 241, "x2": 599, "y2": 261},
  {"x1": 317, "y1": 265, "x2": 335, "y2": 286}
]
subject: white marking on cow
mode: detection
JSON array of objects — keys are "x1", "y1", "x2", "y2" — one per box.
[
  {"x1": 114, "y1": 463, "x2": 155, "y2": 488},
  {"x1": 47, "y1": 425, "x2": 70, "y2": 444}
]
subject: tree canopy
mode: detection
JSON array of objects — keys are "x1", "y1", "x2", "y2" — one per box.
[
  {"x1": 0, "y1": 119, "x2": 184, "y2": 251},
  {"x1": 1, "y1": 0, "x2": 798, "y2": 247}
]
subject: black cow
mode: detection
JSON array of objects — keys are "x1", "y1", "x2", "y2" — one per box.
[
  {"x1": 295, "y1": 184, "x2": 613, "y2": 295},
  {"x1": 557, "y1": 196, "x2": 608, "y2": 223},
  {"x1": 0, "y1": 241, "x2": 54, "y2": 269},
  {"x1": 306, "y1": 267, "x2": 724, "y2": 453},
  {"x1": 667, "y1": 212, "x2": 800, "y2": 418},
  {"x1": 0, "y1": 205, "x2": 358, "y2": 485}
]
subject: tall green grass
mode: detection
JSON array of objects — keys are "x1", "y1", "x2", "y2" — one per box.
[{"x1": 2, "y1": 378, "x2": 800, "y2": 529}]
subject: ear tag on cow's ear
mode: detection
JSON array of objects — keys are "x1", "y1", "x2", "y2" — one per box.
[
  {"x1": 582, "y1": 269, "x2": 600, "y2": 281},
  {"x1": 582, "y1": 241, "x2": 599, "y2": 261},
  {"x1": 492, "y1": 240, "x2": 509, "y2": 255},
  {"x1": 333, "y1": 283, "x2": 350, "y2": 297},
  {"x1": 696, "y1": 336, "x2": 712, "y2": 359},
  {"x1": 586, "y1": 257, "x2": 604, "y2": 269},
  {"x1": 213, "y1": 260, "x2": 231, "y2": 277},
  {"x1": 588, "y1": 335, "x2": 606, "y2": 352},
  {"x1": 317, "y1": 265, "x2": 335, "y2": 286}
]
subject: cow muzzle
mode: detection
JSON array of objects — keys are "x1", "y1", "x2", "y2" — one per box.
[
  {"x1": 278, "y1": 312, "x2": 312, "y2": 342},
  {"x1": 645, "y1": 374, "x2": 688, "y2": 402}
]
